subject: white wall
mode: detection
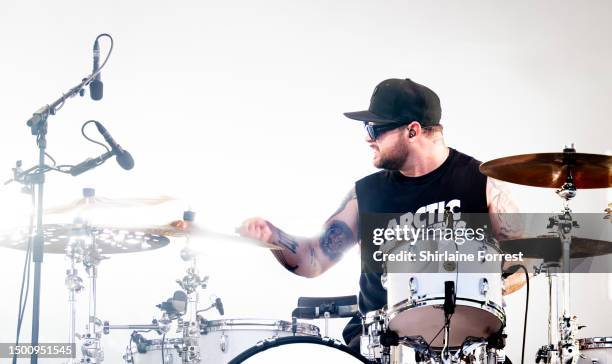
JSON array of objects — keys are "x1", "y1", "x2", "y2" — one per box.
[{"x1": 0, "y1": 0, "x2": 610, "y2": 362}]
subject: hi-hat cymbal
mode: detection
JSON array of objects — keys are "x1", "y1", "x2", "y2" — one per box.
[
  {"x1": 0, "y1": 223, "x2": 170, "y2": 254},
  {"x1": 501, "y1": 235, "x2": 612, "y2": 260},
  {"x1": 480, "y1": 152, "x2": 612, "y2": 189}
]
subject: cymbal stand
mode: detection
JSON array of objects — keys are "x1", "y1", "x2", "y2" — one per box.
[
  {"x1": 64, "y1": 241, "x2": 84, "y2": 364},
  {"x1": 547, "y1": 207, "x2": 581, "y2": 364},
  {"x1": 534, "y1": 262, "x2": 560, "y2": 364},
  {"x1": 537, "y1": 150, "x2": 583, "y2": 364},
  {"x1": 78, "y1": 236, "x2": 108, "y2": 363},
  {"x1": 176, "y1": 211, "x2": 206, "y2": 363}
]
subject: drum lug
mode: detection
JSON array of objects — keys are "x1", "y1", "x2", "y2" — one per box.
[
  {"x1": 480, "y1": 278, "x2": 489, "y2": 296},
  {"x1": 478, "y1": 245, "x2": 487, "y2": 263},
  {"x1": 219, "y1": 333, "x2": 228, "y2": 353},
  {"x1": 409, "y1": 277, "x2": 418, "y2": 295}
]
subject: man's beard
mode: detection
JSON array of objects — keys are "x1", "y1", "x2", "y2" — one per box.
[{"x1": 374, "y1": 143, "x2": 408, "y2": 170}]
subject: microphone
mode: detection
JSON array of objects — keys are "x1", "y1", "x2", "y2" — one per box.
[
  {"x1": 70, "y1": 151, "x2": 114, "y2": 176},
  {"x1": 443, "y1": 281, "x2": 455, "y2": 316},
  {"x1": 90, "y1": 39, "x2": 103, "y2": 100},
  {"x1": 95, "y1": 122, "x2": 134, "y2": 170},
  {"x1": 214, "y1": 297, "x2": 224, "y2": 316}
]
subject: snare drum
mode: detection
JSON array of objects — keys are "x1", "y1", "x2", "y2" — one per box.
[
  {"x1": 383, "y1": 239, "x2": 506, "y2": 348},
  {"x1": 578, "y1": 337, "x2": 612, "y2": 364},
  {"x1": 199, "y1": 318, "x2": 320, "y2": 363}
]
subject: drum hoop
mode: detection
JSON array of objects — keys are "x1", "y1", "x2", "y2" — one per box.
[
  {"x1": 579, "y1": 337, "x2": 612, "y2": 350},
  {"x1": 142, "y1": 338, "x2": 183, "y2": 352},
  {"x1": 227, "y1": 335, "x2": 373, "y2": 364},
  {"x1": 201, "y1": 319, "x2": 320, "y2": 337},
  {"x1": 387, "y1": 296, "x2": 506, "y2": 325},
  {"x1": 383, "y1": 238, "x2": 503, "y2": 255}
]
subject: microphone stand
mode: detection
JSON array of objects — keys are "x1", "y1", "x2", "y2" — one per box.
[{"x1": 25, "y1": 76, "x2": 93, "y2": 364}]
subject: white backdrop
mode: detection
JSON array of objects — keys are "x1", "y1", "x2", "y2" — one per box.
[{"x1": 0, "y1": 0, "x2": 611, "y2": 363}]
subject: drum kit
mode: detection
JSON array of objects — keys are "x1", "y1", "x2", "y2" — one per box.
[{"x1": 2, "y1": 144, "x2": 610, "y2": 364}]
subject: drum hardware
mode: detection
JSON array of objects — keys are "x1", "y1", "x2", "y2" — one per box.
[
  {"x1": 64, "y1": 242, "x2": 85, "y2": 364},
  {"x1": 157, "y1": 291, "x2": 189, "y2": 320},
  {"x1": 103, "y1": 319, "x2": 173, "y2": 335},
  {"x1": 577, "y1": 337, "x2": 612, "y2": 364},
  {"x1": 76, "y1": 235, "x2": 109, "y2": 363},
  {"x1": 361, "y1": 309, "x2": 508, "y2": 364},
  {"x1": 543, "y1": 205, "x2": 583, "y2": 364},
  {"x1": 176, "y1": 268, "x2": 208, "y2": 295}
]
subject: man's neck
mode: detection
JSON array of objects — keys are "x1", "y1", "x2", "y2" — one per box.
[{"x1": 399, "y1": 141, "x2": 450, "y2": 177}]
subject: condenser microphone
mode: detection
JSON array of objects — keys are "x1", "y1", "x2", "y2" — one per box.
[
  {"x1": 444, "y1": 281, "x2": 456, "y2": 316},
  {"x1": 214, "y1": 297, "x2": 224, "y2": 316},
  {"x1": 90, "y1": 39, "x2": 103, "y2": 100},
  {"x1": 95, "y1": 122, "x2": 134, "y2": 170}
]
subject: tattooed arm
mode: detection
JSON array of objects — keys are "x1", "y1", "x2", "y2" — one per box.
[
  {"x1": 486, "y1": 177, "x2": 523, "y2": 240},
  {"x1": 486, "y1": 177, "x2": 534, "y2": 295},
  {"x1": 238, "y1": 188, "x2": 359, "y2": 278}
]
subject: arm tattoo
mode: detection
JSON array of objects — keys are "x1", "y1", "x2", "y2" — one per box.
[
  {"x1": 309, "y1": 247, "x2": 316, "y2": 267},
  {"x1": 272, "y1": 250, "x2": 299, "y2": 272},
  {"x1": 275, "y1": 229, "x2": 299, "y2": 254},
  {"x1": 320, "y1": 220, "x2": 354, "y2": 261},
  {"x1": 489, "y1": 179, "x2": 523, "y2": 240},
  {"x1": 328, "y1": 188, "x2": 357, "y2": 219}
]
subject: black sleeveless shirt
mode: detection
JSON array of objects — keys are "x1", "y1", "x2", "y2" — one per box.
[{"x1": 342, "y1": 148, "x2": 490, "y2": 344}]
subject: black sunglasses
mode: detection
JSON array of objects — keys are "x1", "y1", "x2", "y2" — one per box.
[{"x1": 364, "y1": 122, "x2": 403, "y2": 140}]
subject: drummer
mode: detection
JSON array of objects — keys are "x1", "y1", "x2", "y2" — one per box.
[{"x1": 237, "y1": 78, "x2": 528, "y2": 353}]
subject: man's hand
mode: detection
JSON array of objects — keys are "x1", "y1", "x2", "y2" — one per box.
[{"x1": 238, "y1": 217, "x2": 278, "y2": 245}]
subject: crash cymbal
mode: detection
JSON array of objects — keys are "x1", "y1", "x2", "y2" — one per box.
[
  {"x1": 0, "y1": 223, "x2": 169, "y2": 254},
  {"x1": 501, "y1": 235, "x2": 612, "y2": 260},
  {"x1": 45, "y1": 194, "x2": 175, "y2": 215},
  {"x1": 480, "y1": 152, "x2": 612, "y2": 189}
]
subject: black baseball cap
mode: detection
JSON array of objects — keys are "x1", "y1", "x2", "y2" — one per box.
[{"x1": 344, "y1": 78, "x2": 441, "y2": 126}]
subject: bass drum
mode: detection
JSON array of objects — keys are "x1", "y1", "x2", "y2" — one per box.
[{"x1": 228, "y1": 336, "x2": 373, "y2": 364}]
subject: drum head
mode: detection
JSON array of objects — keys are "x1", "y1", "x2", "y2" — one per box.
[
  {"x1": 228, "y1": 336, "x2": 372, "y2": 364},
  {"x1": 389, "y1": 302, "x2": 504, "y2": 348}
]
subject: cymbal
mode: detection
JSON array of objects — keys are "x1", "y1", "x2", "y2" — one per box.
[
  {"x1": 501, "y1": 235, "x2": 612, "y2": 260},
  {"x1": 480, "y1": 152, "x2": 612, "y2": 189},
  {"x1": 45, "y1": 195, "x2": 176, "y2": 215},
  {"x1": 0, "y1": 224, "x2": 170, "y2": 254},
  {"x1": 161, "y1": 221, "x2": 280, "y2": 250}
]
